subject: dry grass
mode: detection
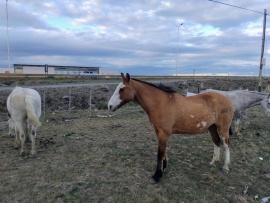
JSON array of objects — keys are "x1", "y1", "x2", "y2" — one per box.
[{"x1": 0, "y1": 106, "x2": 270, "y2": 203}]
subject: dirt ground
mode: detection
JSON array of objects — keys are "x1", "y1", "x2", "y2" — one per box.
[{"x1": 0, "y1": 77, "x2": 270, "y2": 202}]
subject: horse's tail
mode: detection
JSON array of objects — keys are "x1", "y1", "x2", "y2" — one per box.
[
  {"x1": 25, "y1": 95, "x2": 41, "y2": 127},
  {"x1": 261, "y1": 94, "x2": 270, "y2": 116}
]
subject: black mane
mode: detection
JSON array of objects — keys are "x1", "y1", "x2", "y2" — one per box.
[{"x1": 132, "y1": 78, "x2": 177, "y2": 93}]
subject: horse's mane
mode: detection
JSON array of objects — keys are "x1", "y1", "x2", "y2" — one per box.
[{"x1": 132, "y1": 78, "x2": 177, "y2": 93}]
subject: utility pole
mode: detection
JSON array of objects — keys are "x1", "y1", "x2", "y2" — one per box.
[
  {"x1": 258, "y1": 9, "x2": 267, "y2": 92},
  {"x1": 208, "y1": 1, "x2": 269, "y2": 91}
]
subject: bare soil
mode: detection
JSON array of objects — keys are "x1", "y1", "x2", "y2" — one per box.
[{"x1": 0, "y1": 77, "x2": 270, "y2": 203}]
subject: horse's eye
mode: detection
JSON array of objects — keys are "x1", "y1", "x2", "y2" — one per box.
[{"x1": 119, "y1": 88, "x2": 124, "y2": 93}]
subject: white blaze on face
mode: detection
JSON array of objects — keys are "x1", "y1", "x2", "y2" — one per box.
[{"x1": 108, "y1": 82, "x2": 125, "y2": 111}]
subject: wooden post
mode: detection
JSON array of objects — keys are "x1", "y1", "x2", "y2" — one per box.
[
  {"x1": 43, "y1": 90, "x2": 46, "y2": 117},
  {"x1": 69, "y1": 87, "x2": 71, "y2": 113}
]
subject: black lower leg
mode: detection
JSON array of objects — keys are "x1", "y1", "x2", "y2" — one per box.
[
  {"x1": 163, "y1": 159, "x2": 167, "y2": 171},
  {"x1": 152, "y1": 147, "x2": 165, "y2": 182},
  {"x1": 229, "y1": 127, "x2": 233, "y2": 136},
  {"x1": 152, "y1": 169, "x2": 163, "y2": 182}
]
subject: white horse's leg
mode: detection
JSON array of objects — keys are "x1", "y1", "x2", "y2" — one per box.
[
  {"x1": 16, "y1": 122, "x2": 26, "y2": 155},
  {"x1": 29, "y1": 125, "x2": 37, "y2": 155},
  {"x1": 235, "y1": 119, "x2": 241, "y2": 135},
  {"x1": 222, "y1": 137, "x2": 230, "y2": 172},
  {"x1": 210, "y1": 143, "x2": 220, "y2": 165},
  {"x1": 241, "y1": 112, "x2": 250, "y2": 130},
  {"x1": 14, "y1": 127, "x2": 20, "y2": 149},
  {"x1": 19, "y1": 133, "x2": 26, "y2": 155}
]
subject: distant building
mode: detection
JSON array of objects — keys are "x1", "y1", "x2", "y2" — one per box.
[
  {"x1": 0, "y1": 68, "x2": 14, "y2": 74},
  {"x1": 13, "y1": 64, "x2": 100, "y2": 75}
]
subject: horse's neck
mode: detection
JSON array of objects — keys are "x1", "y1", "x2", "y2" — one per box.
[
  {"x1": 131, "y1": 80, "x2": 166, "y2": 114},
  {"x1": 242, "y1": 92, "x2": 266, "y2": 106}
]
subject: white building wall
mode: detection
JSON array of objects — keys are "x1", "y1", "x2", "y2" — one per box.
[
  {"x1": 99, "y1": 70, "x2": 117, "y2": 75},
  {"x1": 23, "y1": 66, "x2": 55, "y2": 74},
  {"x1": 0, "y1": 68, "x2": 14, "y2": 73}
]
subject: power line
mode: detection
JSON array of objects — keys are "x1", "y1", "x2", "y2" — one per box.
[
  {"x1": 209, "y1": 0, "x2": 268, "y2": 92},
  {"x1": 208, "y1": 0, "x2": 269, "y2": 16}
]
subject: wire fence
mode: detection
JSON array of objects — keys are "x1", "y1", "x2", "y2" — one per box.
[{"x1": 0, "y1": 85, "x2": 117, "y2": 121}]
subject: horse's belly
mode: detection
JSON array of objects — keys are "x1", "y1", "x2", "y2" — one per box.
[{"x1": 173, "y1": 120, "x2": 211, "y2": 134}]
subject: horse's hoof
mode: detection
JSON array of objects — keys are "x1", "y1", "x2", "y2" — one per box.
[
  {"x1": 30, "y1": 152, "x2": 37, "y2": 157},
  {"x1": 149, "y1": 177, "x2": 160, "y2": 184},
  {"x1": 222, "y1": 167, "x2": 229, "y2": 174},
  {"x1": 20, "y1": 151, "x2": 26, "y2": 156},
  {"x1": 209, "y1": 161, "x2": 218, "y2": 166}
]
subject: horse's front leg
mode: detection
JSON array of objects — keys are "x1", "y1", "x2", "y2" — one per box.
[
  {"x1": 152, "y1": 132, "x2": 169, "y2": 183},
  {"x1": 234, "y1": 118, "x2": 241, "y2": 135}
]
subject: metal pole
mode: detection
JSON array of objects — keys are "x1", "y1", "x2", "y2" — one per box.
[
  {"x1": 258, "y1": 9, "x2": 267, "y2": 92},
  {"x1": 175, "y1": 23, "x2": 183, "y2": 76},
  {"x1": 6, "y1": 0, "x2": 10, "y2": 69}
]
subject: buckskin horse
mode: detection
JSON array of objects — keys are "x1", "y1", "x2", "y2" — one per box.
[{"x1": 108, "y1": 73, "x2": 234, "y2": 183}]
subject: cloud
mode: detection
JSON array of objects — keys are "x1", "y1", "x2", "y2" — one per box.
[{"x1": 0, "y1": 0, "x2": 270, "y2": 75}]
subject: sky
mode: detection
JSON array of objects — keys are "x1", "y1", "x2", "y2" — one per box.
[{"x1": 0, "y1": 0, "x2": 270, "y2": 76}]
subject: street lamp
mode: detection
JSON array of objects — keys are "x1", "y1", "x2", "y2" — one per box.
[{"x1": 175, "y1": 23, "x2": 183, "y2": 76}]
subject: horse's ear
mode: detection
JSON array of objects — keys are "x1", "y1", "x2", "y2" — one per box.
[
  {"x1": 121, "y1": 73, "x2": 130, "y2": 82},
  {"x1": 126, "y1": 73, "x2": 130, "y2": 82},
  {"x1": 121, "y1": 73, "x2": 125, "y2": 81}
]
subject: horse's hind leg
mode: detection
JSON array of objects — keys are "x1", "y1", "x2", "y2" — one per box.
[
  {"x1": 218, "y1": 128, "x2": 231, "y2": 173},
  {"x1": 17, "y1": 125, "x2": 26, "y2": 156},
  {"x1": 221, "y1": 136, "x2": 230, "y2": 172},
  {"x1": 208, "y1": 124, "x2": 221, "y2": 166},
  {"x1": 14, "y1": 127, "x2": 20, "y2": 149},
  {"x1": 29, "y1": 125, "x2": 37, "y2": 156}
]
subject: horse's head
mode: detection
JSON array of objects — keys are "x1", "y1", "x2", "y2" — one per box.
[{"x1": 108, "y1": 73, "x2": 135, "y2": 111}]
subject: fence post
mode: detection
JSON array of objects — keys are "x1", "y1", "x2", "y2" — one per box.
[
  {"x1": 89, "y1": 88, "x2": 92, "y2": 117},
  {"x1": 43, "y1": 90, "x2": 46, "y2": 118},
  {"x1": 69, "y1": 87, "x2": 71, "y2": 113}
]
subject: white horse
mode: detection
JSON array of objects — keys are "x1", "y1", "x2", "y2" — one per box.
[
  {"x1": 7, "y1": 114, "x2": 15, "y2": 137},
  {"x1": 7, "y1": 87, "x2": 41, "y2": 155},
  {"x1": 188, "y1": 89, "x2": 270, "y2": 135}
]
